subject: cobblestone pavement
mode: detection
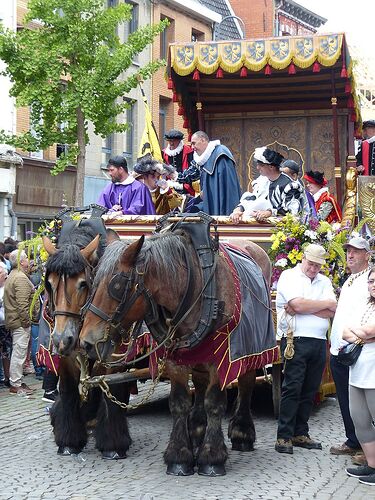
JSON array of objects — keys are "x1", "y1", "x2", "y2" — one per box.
[{"x1": 0, "y1": 376, "x2": 371, "y2": 500}]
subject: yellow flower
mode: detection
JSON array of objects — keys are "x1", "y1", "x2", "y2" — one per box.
[
  {"x1": 288, "y1": 249, "x2": 303, "y2": 264},
  {"x1": 271, "y1": 239, "x2": 280, "y2": 251}
]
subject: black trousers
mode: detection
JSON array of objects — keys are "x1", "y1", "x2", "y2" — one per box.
[
  {"x1": 330, "y1": 354, "x2": 360, "y2": 449},
  {"x1": 277, "y1": 337, "x2": 326, "y2": 440},
  {"x1": 42, "y1": 369, "x2": 59, "y2": 393}
]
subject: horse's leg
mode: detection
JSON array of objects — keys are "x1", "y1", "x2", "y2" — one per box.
[
  {"x1": 196, "y1": 366, "x2": 228, "y2": 476},
  {"x1": 189, "y1": 367, "x2": 209, "y2": 457},
  {"x1": 228, "y1": 370, "x2": 256, "y2": 451},
  {"x1": 50, "y1": 355, "x2": 87, "y2": 455},
  {"x1": 95, "y1": 382, "x2": 132, "y2": 460},
  {"x1": 164, "y1": 362, "x2": 194, "y2": 476}
]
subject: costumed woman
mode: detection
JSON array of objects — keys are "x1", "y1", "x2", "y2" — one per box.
[
  {"x1": 303, "y1": 170, "x2": 342, "y2": 223},
  {"x1": 133, "y1": 156, "x2": 183, "y2": 215}
]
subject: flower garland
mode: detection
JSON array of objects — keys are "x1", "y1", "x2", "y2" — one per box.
[{"x1": 268, "y1": 214, "x2": 370, "y2": 293}]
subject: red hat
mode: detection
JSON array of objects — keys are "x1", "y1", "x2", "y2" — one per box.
[{"x1": 303, "y1": 170, "x2": 327, "y2": 187}]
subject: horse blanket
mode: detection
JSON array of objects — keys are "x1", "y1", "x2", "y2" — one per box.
[{"x1": 148, "y1": 243, "x2": 278, "y2": 389}]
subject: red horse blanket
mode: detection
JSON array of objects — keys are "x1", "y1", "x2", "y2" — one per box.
[{"x1": 148, "y1": 243, "x2": 278, "y2": 389}]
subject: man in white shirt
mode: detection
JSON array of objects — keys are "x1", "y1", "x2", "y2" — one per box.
[
  {"x1": 275, "y1": 244, "x2": 337, "y2": 454},
  {"x1": 329, "y1": 237, "x2": 371, "y2": 459}
]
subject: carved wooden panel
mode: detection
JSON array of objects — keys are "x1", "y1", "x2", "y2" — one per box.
[{"x1": 208, "y1": 114, "x2": 347, "y2": 196}]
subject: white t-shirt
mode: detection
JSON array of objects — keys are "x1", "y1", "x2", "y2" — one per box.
[
  {"x1": 276, "y1": 264, "x2": 336, "y2": 340},
  {"x1": 349, "y1": 302, "x2": 375, "y2": 389},
  {"x1": 330, "y1": 270, "x2": 369, "y2": 355}
]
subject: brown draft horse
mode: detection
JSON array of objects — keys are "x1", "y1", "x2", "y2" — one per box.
[
  {"x1": 79, "y1": 222, "x2": 276, "y2": 476},
  {"x1": 42, "y1": 222, "x2": 132, "y2": 459}
]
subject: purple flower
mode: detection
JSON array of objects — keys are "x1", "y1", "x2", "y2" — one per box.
[{"x1": 309, "y1": 218, "x2": 319, "y2": 230}]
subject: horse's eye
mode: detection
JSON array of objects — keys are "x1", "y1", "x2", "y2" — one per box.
[{"x1": 78, "y1": 281, "x2": 88, "y2": 290}]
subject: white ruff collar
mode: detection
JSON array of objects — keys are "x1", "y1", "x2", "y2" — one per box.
[
  {"x1": 193, "y1": 140, "x2": 221, "y2": 166},
  {"x1": 367, "y1": 136, "x2": 375, "y2": 144},
  {"x1": 115, "y1": 175, "x2": 135, "y2": 186},
  {"x1": 313, "y1": 186, "x2": 328, "y2": 202},
  {"x1": 164, "y1": 140, "x2": 184, "y2": 157}
]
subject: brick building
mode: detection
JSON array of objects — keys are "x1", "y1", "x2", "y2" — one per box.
[
  {"x1": 151, "y1": 0, "x2": 222, "y2": 148},
  {"x1": 230, "y1": 0, "x2": 326, "y2": 39}
]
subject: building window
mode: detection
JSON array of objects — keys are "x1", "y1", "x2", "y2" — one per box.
[
  {"x1": 29, "y1": 105, "x2": 43, "y2": 159},
  {"x1": 126, "y1": 1, "x2": 138, "y2": 35},
  {"x1": 17, "y1": 219, "x2": 45, "y2": 241},
  {"x1": 101, "y1": 134, "x2": 113, "y2": 166},
  {"x1": 123, "y1": 98, "x2": 136, "y2": 157},
  {"x1": 159, "y1": 97, "x2": 172, "y2": 148},
  {"x1": 191, "y1": 28, "x2": 204, "y2": 42},
  {"x1": 160, "y1": 15, "x2": 174, "y2": 60},
  {"x1": 123, "y1": 1, "x2": 139, "y2": 61}
]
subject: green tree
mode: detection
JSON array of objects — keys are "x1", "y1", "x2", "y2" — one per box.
[{"x1": 0, "y1": 0, "x2": 168, "y2": 205}]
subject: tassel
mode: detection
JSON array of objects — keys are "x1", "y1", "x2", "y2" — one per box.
[
  {"x1": 183, "y1": 118, "x2": 189, "y2": 128},
  {"x1": 350, "y1": 112, "x2": 357, "y2": 122},
  {"x1": 288, "y1": 62, "x2": 296, "y2": 75},
  {"x1": 240, "y1": 66, "x2": 247, "y2": 78},
  {"x1": 172, "y1": 92, "x2": 178, "y2": 103},
  {"x1": 216, "y1": 67, "x2": 224, "y2": 78},
  {"x1": 192, "y1": 69, "x2": 200, "y2": 81},
  {"x1": 345, "y1": 81, "x2": 352, "y2": 94},
  {"x1": 341, "y1": 37, "x2": 348, "y2": 78},
  {"x1": 264, "y1": 64, "x2": 271, "y2": 76},
  {"x1": 188, "y1": 132, "x2": 192, "y2": 141},
  {"x1": 178, "y1": 106, "x2": 185, "y2": 116},
  {"x1": 347, "y1": 95, "x2": 354, "y2": 108},
  {"x1": 341, "y1": 66, "x2": 348, "y2": 78},
  {"x1": 167, "y1": 77, "x2": 173, "y2": 90},
  {"x1": 312, "y1": 61, "x2": 320, "y2": 73}
]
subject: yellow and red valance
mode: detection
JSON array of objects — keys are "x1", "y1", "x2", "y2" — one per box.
[{"x1": 170, "y1": 33, "x2": 346, "y2": 76}]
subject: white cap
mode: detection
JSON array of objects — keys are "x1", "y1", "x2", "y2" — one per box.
[{"x1": 254, "y1": 146, "x2": 271, "y2": 164}]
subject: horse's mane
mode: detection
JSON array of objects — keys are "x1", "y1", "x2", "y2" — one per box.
[
  {"x1": 93, "y1": 232, "x2": 191, "y2": 298},
  {"x1": 57, "y1": 221, "x2": 106, "y2": 258},
  {"x1": 93, "y1": 240, "x2": 129, "y2": 288},
  {"x1": 46, "y1": 223, "x2": 104, "y2": 277}
]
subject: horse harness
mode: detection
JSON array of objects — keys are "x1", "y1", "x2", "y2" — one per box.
[{"x1": 85, "y1": 212, "x2": 225, "y2": 357}]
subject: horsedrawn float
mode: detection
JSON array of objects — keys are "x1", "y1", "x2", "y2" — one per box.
[{"x1": 33, "y1": 31, "x2": 368, "y2": 475}]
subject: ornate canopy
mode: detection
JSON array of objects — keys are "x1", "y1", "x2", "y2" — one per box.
[{"x1": 167, "y1": 33, "x2": 360, "y2": 133}]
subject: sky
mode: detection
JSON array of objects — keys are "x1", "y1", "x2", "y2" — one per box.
[{"x1": 297, "y1": 0, "x2": 374, "y2": 83}]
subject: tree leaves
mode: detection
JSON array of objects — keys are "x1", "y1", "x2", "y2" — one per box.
[{"x1": 0, "y1": 0, "x2": 167, "y2": 204}]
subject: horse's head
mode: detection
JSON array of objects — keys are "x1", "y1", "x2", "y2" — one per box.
[
  {"x1": 80, "y1": 237, "x2": 146, "y2": 361},
  {"x1": 43, "y1": 234, "x2": 100, "y2": 355}
]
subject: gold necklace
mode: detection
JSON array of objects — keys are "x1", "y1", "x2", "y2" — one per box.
[{"x1": 347, "y1": 268, "x2": 369, "y2": 287}]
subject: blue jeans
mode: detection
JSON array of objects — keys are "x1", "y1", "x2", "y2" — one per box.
[{"x1": 31, "y1": 324, "x2": 44, "y2": 377}]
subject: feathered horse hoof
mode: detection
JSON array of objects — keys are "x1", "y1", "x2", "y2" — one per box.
[
  {"x1": 57, "y1": 446, "x2": 82, "y2": 456},
  {"x1": 198, "y1": 464, "x2": 226, "y2": 476},
  {"x1": 102, "y1": 450, "x2": 127, "y2": 460},
  {"x1": 231, "y1": 440, "x2": 254, "y2": 452},
  {"x1": 166, "y1": 463, "x2": 194, "y2": 476}
]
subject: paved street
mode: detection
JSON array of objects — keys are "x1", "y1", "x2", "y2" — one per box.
[{"x1": 0, "y1": 376, "x2": 371, "y2": 500}]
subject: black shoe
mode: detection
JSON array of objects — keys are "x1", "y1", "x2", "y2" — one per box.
[
  {"x1": 346, "y1": 465, "x2": 375, "y2": 478},
  {"x1": 292, "y1": 435, "x2": 322, "y2": 450},
  {"x1": 275, "y1": 438, "x2": 293, "y2": 454},
  {"x1": 359, "y1": 473, "x2": 375, "y2": 485},
  {"x1": 42, "y1": 390, "x2": 58, "y2": 403}
]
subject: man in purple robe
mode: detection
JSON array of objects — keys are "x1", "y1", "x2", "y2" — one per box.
[{"x1": 98, "y1": 156, "x2": 155, "y2": 215}]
